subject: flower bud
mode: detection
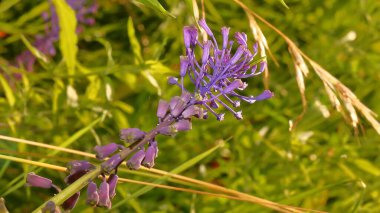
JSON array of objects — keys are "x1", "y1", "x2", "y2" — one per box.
[
  {"x1": 174, "y1": 119, "x2": 192, "y2": 131},
  {"x1": 101, "y1": 154, "x2": 123, "y2": 174},
  {"x1": 98, "y1": 179, "x2": 111, "y2": 209},
  {"x1": 157, "y1": 99, "x2": 169, "y2": 119},
  {"x1": 198, "y1": 19, "x2": 213, "y2": 36},
  {"x1": 255, "y1": 90, "x2": 274, "y2": 101},
  {"x1": 183, "y1": 26, "x2": 198, "y2": 48},
  {"x1": 62, "y1": 192, "x2": 80, "y2": 211},
  {"x1": 127, "y1": 150, "x2": 145, "y2": 170},
  {"x1": 41, "y1": 201, "x2": 60, "y2": 213},
  {"x1": 234, "y1": 32, "x2": 248, "y2": 47},
  {"x1": 180, "y1": 56, "x2": 189, "y2": 77},
  {"x1": 107, "y1": 174, "x2": 118, "y2": 199},
  {"x1": 221, "y1": 27, "x2": 230, "y2": 49},
  {"x1": 142, "y1": 141, "x2": 158, "y2": 168},
  {"x1": 86, "y1": 181, "x2": 99, "y2": 206},
  {"x1": 26, "y1": 173, "x2": 52, "y2": 189},
  {"x1": 120, "y1": 128, "x2": 145, "y2": 143},
  {"x1": 94, "y1": 143, "x2": 119, "y2": 160}
]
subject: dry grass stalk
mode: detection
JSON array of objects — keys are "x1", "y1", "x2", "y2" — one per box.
[
  {"x1": 233, "y1": 0, "x2": 380, "y2": 135},
  {"x1": 0, "y1": 135, "x2": 323, "y2": 213}
]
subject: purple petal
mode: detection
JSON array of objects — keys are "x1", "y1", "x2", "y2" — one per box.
[
  {"x1": 107, "y1": 174, "x2": 118, "y2": 199},
  {"x1": 174, "y1": 119, "x2": 192, "y2": 131},
  {"x1": 157, "y1": 99, "x2": 169, "y2": 119},
  {"x1": 62, "y1": 192, "x2": 80, "y2": 211},
  {"x1": 142, "y1": 141, "x2": 158, "y2": 168},
  {"x1": 120, "y1": 128, "x2": 145, "y2": 143},
  {"x1": 98, "y1": 179, "x2": 111, "y2": 209},
  {"x1": 198, "y1": 19, "x2": 213, "y2": 36},
  {"x1": 86, "y1": 181, "x2": 99, "y2": 206},
  {"x1": 221, "y1": 27, "x2": 230, "y2": 49}
]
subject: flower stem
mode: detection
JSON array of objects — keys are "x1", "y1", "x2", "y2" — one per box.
[{"x1": 32, "y1": 167, "x2": 101, "y2": 213}]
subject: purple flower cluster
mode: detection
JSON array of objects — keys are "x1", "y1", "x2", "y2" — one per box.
[
  {"x1": 25, "y1": 20, "x2": 273, "y2": 211},
  {"x1": 15, "y1": 0, "x2": 97, "y2": 72},
  {"x1": 170, "y1": 19, "x2": 274, "y2": 120}
]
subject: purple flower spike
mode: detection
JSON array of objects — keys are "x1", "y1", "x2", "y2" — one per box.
[
  {"x1": 41, "y1": 201, "x2": 60, "y2": 213},
  {"x1": 94, "y1": 143, "x2": 119, "y2": 160},
  {"x1": 198, "y1": 19, "x2": 213, "y2": 36},
  {"x1": 62, "y1": 192, "x2": 80, "y2": 211},
  {"x1": 234, "y1": 32, "x2": 248, "y2": 47},
  {"x1": 174, "y1": 119, "x2": 192, "y2": 131},
  {"x1": 221, "y1": 27, "x2": 230, "y2": 49},
  {"x1": 98, "y1": 179, "x2": 111, "y2": 209},
  {"x1": 127, "y1": 150, "x2": 146, "y2": 170},
  {"x1": 142, "y1": 141, "x2": 158, "y2": 168},
  {"x1": 86, "y1": 181, "x2": 99, "y2": 206},
  {"x1": 120, "y1": 128, "x2": 145, "y2": 143},
  {"x1": 157, "y1": 99, "x2": 169, "y2": 119},
  {"x1": 180, "y1": 56, "x2": 189, "y2": 77},
  {"x1": 255, "y1": 90, "x2": 274, "y2": 101},
  {"x1": 183, "y1": 26, "x2": 198, "y2": 48},
  {"x1": 26, "y1": 173, "x2": 52, "y2": 189},
  {"x1": 101, "y1": 154, "x2": 123, "y2": 174},
  {"x1": 107, "y1": 174, "x2": 118, "y2": 199}
]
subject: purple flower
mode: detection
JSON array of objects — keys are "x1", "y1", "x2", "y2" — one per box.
[
  {"x1": 65, "y1": 161, "x2": 95, "y2": 184},
  {"x1": 107, "y1": 174, "x2": 118, "y2": 199},
  {"x1": 26, "y1": 173, "x2": 52, "y2": 189},
  {"x1": 120, "y1": 128, "x2": 146, "y2": 143},
  {"x1": 94, "y1": 143, "x2": 120, "y2": 160},
  {"x1": 168, "y1": 19, "x2": 273, "y2": 120},
  {"x1": 62, "y1": 192, "x2": 80, "y2": 211},
  {"x1": 142, "y1": 141, "x2": 158, "y2": 168},
  {"x1": 127, "y1": 149, "x2": 145, "y2": 170},
  {"x1": 41, "y1": 201, "x2": 60, "y2": 213},
  {"x1": 98, "y1": 179, "x2": 111, "y2": 209},
  {"x1": 101, "y1": 154, "x2": 123, "y2": 174},
  {"x1": 86, "y1": 181, "x2": 99, "y2": 206},
  {"x1": 174, "y1": 119, "x2": 192, "y2": 131},
  {"x1": 157, "y1": 100, "x2": 169, "y2": 119},
  {"x1": 183, "y1": 26, "x2": 198, "y2": 48}
]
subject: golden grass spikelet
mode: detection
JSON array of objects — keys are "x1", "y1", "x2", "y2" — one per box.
[{"x1": 234, "y1": 0, "x2": 380, "y2": 135}]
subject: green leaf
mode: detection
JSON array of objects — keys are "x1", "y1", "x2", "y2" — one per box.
[
  {"x1": 20, "y1": 35, "x2": 48, "y2": 63},
  {"x1": 52, "y1": 0, "x2": 78, "y2": 77},
  {"x1": 135, "y1": 0, "x2": 175, "y2": 18},
  {"x1": 0, "y1": 74, "x2": 15, "y2": 107},
  {"x1": 15, "y1": 2, "x2": 49, "y2": 26},
  {"x1": 127, "y1": 18, "x2": 143, "y2": 64},
  {"x1": 0, "y1": 0, "x2": 20, "y2": 14},
  {"x1": 112, "y1": 142, "x2": 224, "y2": 209},
  {"x1": 353, "y1": 159, "x2": 380, "y2": 176},
  {"x1": 142, "y1": 71, "x2": 161, "y2": 96},
  {"x1": 278, "y1": 0, "x2": 289, "y2": 9}
]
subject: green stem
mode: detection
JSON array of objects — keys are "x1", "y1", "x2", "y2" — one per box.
[{"x1": 32, "y1": 167, "x2": 101, "y2": 213}]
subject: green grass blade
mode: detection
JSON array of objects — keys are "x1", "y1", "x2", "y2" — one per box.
[
  {"x1": 136, "y1": 0, "x2": 175, "y2": 18},
  {"x1": 0, "y1": 75, "x2": 16, "y2": 107},
  {"x1": 127, "y1": 17, "x2": 143, "y2": 64},
  {"x1": 111, "y1": 141, "x2": 224, "y2": 209},
  {"x1": 20, "y1": 35, "x2": 48, "y2": 63},
  {"x1": 52, "y1": 0, "x2": 78, "y2": 77},
  {"x1": 0, "y1": 0, "x2": 20, "y2": 14}
]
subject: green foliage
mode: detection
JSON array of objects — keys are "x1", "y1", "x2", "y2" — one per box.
[{"x1": 0, "y1": 0, "x2": 380, "y2": 212}]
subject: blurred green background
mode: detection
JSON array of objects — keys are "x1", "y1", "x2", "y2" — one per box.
[{"x1": 0, "y1": 0, "x2": 380, "y2": 212}]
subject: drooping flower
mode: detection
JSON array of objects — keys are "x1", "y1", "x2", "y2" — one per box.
[
  {"x1": 62, "y1": 192, "x2": 80, "y2": 211},
  {"x1": 127, "y1": 149, "x2": 145, "y2": 170},
  {"x1": 142, "y1": 141, "x2": 158, "y2": 168},
  {"x1": 98, "y1": 178, "x2": 111, "y2": 209},
  {"x1": 94, "y1": 143, "x2": 121, "y2": 160},
  {"x1": 86, "y1": 181, "x2": 99, "y2": 206},
  {"x1": 26, "y1": 173, "x2": 53, "y2": 189},
  {"x1": 120, "y1": 128, "x2": 146, "y2": 143},
  {"x1": 107, "y1": 174, "x2": 118, "y2": 199}
]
